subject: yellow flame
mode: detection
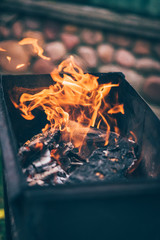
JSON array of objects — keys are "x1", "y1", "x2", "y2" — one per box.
[
  {"x1": 6, "y1": 56, "x2": 11, "y2": 63},
  {"x1": 19, "y1": 38, "x2": 50, "y2": 60},
  {"x1": 16, "y1": 63, "x2": 25, "y2": 69},
  {"x1": 108, "y1": 104, "x2": 124, "y2": 114},
  {"x1": 11, "y1": 56, "x2": 124, "y2": 151}
]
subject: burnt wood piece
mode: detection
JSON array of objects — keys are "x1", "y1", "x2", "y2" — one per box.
[
  {"x1": 20, "y1": 123, "x2": 106, "y2": 173},
  {"x1": 18, "y1": 129, "x2": 60, "y2": 167},
  {"x1": 23, "y1": 148, "x2": 69, "y2": 186},
  {"x1": 27, "y1": 165, "x2": 68, "y2": 186},
  {"x1": 51, "y1": 142, "x2": 87, "y2": 173},
  {"x1": 21, "y1": 132, "x2": 87, "y2": 186},
  {"x1": 67, "y1": 132, "x2": 138, "y2": 184},
  {"x1": 22, "y1": 130, "x2": 138, "y2": 186},
  {"x1": 23, "y1": 141, "x2": 87, "y2": 186}
]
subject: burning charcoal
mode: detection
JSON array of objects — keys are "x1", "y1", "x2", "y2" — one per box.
[
  {"x1": 67, "y1": 151, "x2": 87, "y2": 163},
  {"x1": 21, "y1": 129, "x2": 139, "y2": 187},
  {"x1": 79, "y1": 127, "x2": 110, "y2": 159},
  {"x1": 23, "y1": 164, "x2": 36, "y2": 177},
  {"x1": 66, "y1": 132, "x2": 138, "y2": 184},
  {"x1": 50, "y1": 141, "x2": 86, "y2": 173},
  {"x1": 27, "y1": 165, "x2": 68, "y2": 186},
  {"x1": 32, "y1": 149, "x2": 57, "y2": 173},
  {"x1": 18, "y1": 129, "x2": 60, "y2": 167},
  {"x1": 20, "y1": 124, "x2": 139, "y2": 187},
  {"x1": 28, "y1": 179, "x2": 45, "y2": 186},
  {"x1": 52, "y1": 170, "x2": 69, "y2": 185},
  {"x1": 21, "y1": 131, "x2": 86, "y2": 186}
]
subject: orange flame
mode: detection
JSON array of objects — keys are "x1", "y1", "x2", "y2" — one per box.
[
  {"x1": 11, "y1": 56, "x2": 124, "y2": 150},
  {"x1": 16, "y1": 63, "x2": 26, "y2": 69},
  {"x1": 108, "y1": 104, "x2": 124, "y2": 115},
  {"x1": 129, "y1": 131, "x2": 137, "y2": 143},
  {"x1": 0, "y1": 48, "x2": 6, "y2": 52},
  {"x1": 6, "y1": 56, "x2": 11, "y2": 63},
  {"x1": 19, "y1": 38, "x2": 50, "y2": 60},
  {"x1": 35, "y1": 142, "x2": 43, "y2": 151}
]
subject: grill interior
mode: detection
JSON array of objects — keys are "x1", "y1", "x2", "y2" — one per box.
[{"x1": 1, "y1": 72, "x2": 160, "y2": 180}]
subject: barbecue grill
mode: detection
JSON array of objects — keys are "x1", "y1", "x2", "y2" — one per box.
[{"x1": 0, "y1": 72, "x2": 160, "y2": 240}]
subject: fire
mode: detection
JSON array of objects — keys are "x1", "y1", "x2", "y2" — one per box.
[
  {"x1": 6, "y1": 56, "x2": 11, "y2": 63},
  {"x1": 11, "y1": 56, "x2": 124, "y2": 151},
  {"x1": 0, "y1": 48, "x2": 6, "y2": 52},
  {"x1": 0, "y1": 37, "x2": 50, "y2": 73},
  {"x1": 35, "y1": 142, "x2": 43, "y2": 151},
  {"x1": 108, "y1": 104, "x2": 124, "y2": 114},
  {"x1": 19, "y1": 38, "x2": 50, "y2": 60},
  {"x1": 16, "y1": 63, "x2": 26, "y2": 69},
  {"x1": 129, "y1": 131, "x2": 137, "y2": 143}
]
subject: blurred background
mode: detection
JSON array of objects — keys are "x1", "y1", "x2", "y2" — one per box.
[{"x1": 0, "y1": 0, "x2": 160, "y2": 239}]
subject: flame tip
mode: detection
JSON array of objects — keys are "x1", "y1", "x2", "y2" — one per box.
[{"x1": 19, "y1": 37, "x2": 50, "y2": 60}]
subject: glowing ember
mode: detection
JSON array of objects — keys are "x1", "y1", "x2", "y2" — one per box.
[
  {"x1": 19, "y1": 38, "x2": 50, "y2": 60},
  {"x1": 11, "y1": 56, "x2": 124, "y2": 152},
  {"x1": 95, "y1": 172, "x2": 104, "y2": 179}
]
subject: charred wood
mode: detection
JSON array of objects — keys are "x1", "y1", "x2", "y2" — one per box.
[
  {"x1": 66, "y1": 132, "x2": 138, "y2": 184},
  {"x1": 20, "y1": 128, "x2": 138, "y2": 186}
]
